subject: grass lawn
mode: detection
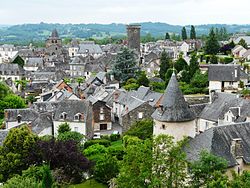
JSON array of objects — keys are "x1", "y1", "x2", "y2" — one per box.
[
  {"x1": 111, "y1": 139, "x2": 123, "y2": 147},
  {"x1": 69, "y1": 179, "x2": 107, "y2": 188}
]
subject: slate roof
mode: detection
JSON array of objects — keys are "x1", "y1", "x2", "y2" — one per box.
[
  {"x1": 200, "y1": 92, "x2": 250, "y2": 122},
  {"x1": 51, "y1": 29, "x2": 59, "y2": 38},
  {"x1": 25, "y1": 57, "x2": 44, "y2": 67},
  {"x1": 0, "y1": 64, "x2": 25, "y2": 75},
  {"x1": 0, "y1": 130, "x2": 9, "y2": 146},
  {"x1": 185, "y1": 122, "x2": 250, "y2": 167},
  {"x1": 31, "y1": 112, "x2": 53, "y2": 135},
  {"x1": 152, "y1": 73, "x2": 196, "y2": 122},
  {"x1": 5, "y1": 109, "x2": 39, "y2": 122},
  {"x1": 190, "y1": 103, "x2": 208, "y2": 118},
  {"x1": 208, "y1": 64, "x2": 241, "y2": 81},
  {"x1": 78, "y1": 42, "x2": 102, "y2": 54},
  {"x1": 53, "y1": 100, "x2": 91, "y2": 122}
]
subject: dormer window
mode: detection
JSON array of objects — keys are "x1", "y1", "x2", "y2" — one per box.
[
  {"x1": 74, "y1": 113, "x2": 83, "y2": 121},
  {"x1": 17, "y1": 114, "x2": 22, "y2": 123},
  {"x1": 60, "y1": 112, "x2": 67, "y2": 120}
]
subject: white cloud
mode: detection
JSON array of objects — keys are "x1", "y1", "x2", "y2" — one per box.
[{"x1": 0, "y1": 0, "x2": 250, "y2": 25}]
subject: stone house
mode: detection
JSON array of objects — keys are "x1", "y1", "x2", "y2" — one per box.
[
  {"x1": 0, "y1": 63, "x2": 25, "y2": 82},
  {"x1": 208, "y1": 64, "x2": 248, "y2": 95},
  {"x1": 0, "y1": 44, "x2": 18, "y2": 63}
]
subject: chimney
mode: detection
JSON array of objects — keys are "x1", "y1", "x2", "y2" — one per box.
[{"x1": 231, "y1": 138, "x2": 243, "y2": 159}]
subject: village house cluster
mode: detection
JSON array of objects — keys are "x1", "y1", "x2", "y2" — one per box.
[{"x1": 0, "y1": 25, "x2": 250, "y2": 175}]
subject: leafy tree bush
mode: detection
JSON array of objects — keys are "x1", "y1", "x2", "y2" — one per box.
[
  {"x1": 175, "y1": 57, "x2": 188, "y2": 72},
  {"x1": 84, "y1": 139, "x2": 111, "y2": 149},
  {"x1": 0, "y1": 125, "x2": 38, "y2": 182},
  {"x1": 159, "y1": 50, "x2": 171, "y2": 80},
  {"x1": 210, "y1": 55, "x2": 218, "y2": 64},
  {"x1": 224, "y1": 57, "x2": 234, "y2": 64},
  {"x1": 137, "y1": 71, "x2": 149, "y2": 87},
  {"x1": 2, "y1": 175, "x2": 41, "y2": 188},
  {"x1": 83, "y1": 144, "x2": 107, "y2": 160},
  {"x1": 110, "y1": 133, "x2": 120, "y2": 142},
  {"x1": 238, "y1": 38, "x2": 248, "y2": 49},
  {"x1": 57, "y1": 131, "x2": 84, "y2": 147},
  {"x1": 57, "y1": 122, "x2": 71, "y2": 135},
  {"x1": 189, "y1": 150, "x2": 228, "y2": 187},
  {"x1": 205, "y1": 28, "x2": 220, "y2": 55},
  {"x1": 29, "y1": 140, "x2": 91, "y2": 184},
  {"x1": 107, "y1": 145, "x2": 124, "y2": 161},
  {"x1": 93, "y1": 154, "x2": 119, "y2": 184},
  {"x1": 124, "y1": 119, "x2": 153, "y2": 140}
]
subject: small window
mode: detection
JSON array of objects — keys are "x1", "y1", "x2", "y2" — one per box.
[
  {"x1": 100, "y1": 107, "x2": 104, "y2": 113},
  {"x1": 100, "y1": 114, "x2": 104, "y2": 121},
  {"x1": 138, "y1": 112, "x2": 143, "y2": 119},
  {"x1": 17, "y1": 114, "x2": 22, "y2": 123},
  {"x1": 74, "y1": 127, "x2": 79, "y2": 132},
  {"x1": 60, "y1": 112, "x2": 67, "y2": 119},
  {"x1": 162, "y1": 124, "x2": 166, "y2": 130}
]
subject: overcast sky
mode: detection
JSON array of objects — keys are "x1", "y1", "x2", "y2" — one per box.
[{"x1": 1, "y1": 0, "x2": 250, "y2": 25}]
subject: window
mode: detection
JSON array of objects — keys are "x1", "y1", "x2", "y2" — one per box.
[
  {"x1": 162, "y1": 124, "x2": 166, "y2": 129},
  {"x1": 60, "y1": 112, "x2": 67, "y2": 120},
  {"x1": 229, "y1": 81, "x2": 234, "y2": 85},
  {"x1": 100, "y1": 107, "x2": 104, "y2": 113},
  {"x1": 17, "y1": 114, "x2": 22, "y2": 123},
  {"x1": 100, "y1": 114, "x2": 104, "y2": 121},
  {"x1": 205, "y1": 122, "x2": 209, "y2": 130},
  {"x1": 138, "y1": 112, "x2": 143, "y2": 119},
  {"x1": 100, "y1": 124, "x2": 107, "y2": 130},
  {"x1": 74, "y1": 127, "x2": 79, "y2": 132}
]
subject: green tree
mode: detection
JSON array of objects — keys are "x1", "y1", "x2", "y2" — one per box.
[
  {"x1": 210, "y1": 55, "x2": 218, "y2": 64},
  {"x1": 159, "y1": 50, "x2": 171, "y2": 80},
  {"x1": 123, "y1": 78, "x2": 139, "y2": 91},
  {"x1": 190, "y1": 71, "x2": 208, "y2": 88},
  {"x1": 57, "y1": 131, "x2": 84, "y2": 148},
  {"x1": 205, "y1": 28, "x2": 220, "y2": 55},
  {"x1": 12, "y1": 55, "x2": 25, "y2": 67},
  {"x1": 3, "y1": 175, "x2": 41, "y2": 188},
  {"x1": 238, "y1": 38, "x2": 248, "y2": 49},
  {"x1": 181, "y1": 27, "x2": 187, "y2": 40},
  {"x1": 189, "y1": 150, "x2": 228, "y2": 188},
  {"x1": 57, "y1": 122, "x2": 71, "y2": 135},
  {"x1": 165, "y1": 68, "x2": 177, "y2": 86},
  {"x1": 41, "y1": 165, "x2": 53, "y2": 188},
  {"x1": 229, "y1": 171, "x2": 250, "y2": 188},
  {"x1": 151, "y1": 135, "x2": 188, "y2": 188},
  {"x1": 0, "y1": 125, "x2": 38, "y2": 182},
  {"x1": 190, "y1": 25, "x2": 196, "y2": 39},
  {"x1": 116, "y1": 137, "x2": 152, "y2": 188},
  {"x1": 189, "y1": 53, "x2": 199, "y2": 78},
  {"x1": 137, "y1": 71, "x2": 149, "y2": 87},
  {"x1": 15, "y1": 79, "x2": 28, "y2": 91},
  {"x1": 175, "y1": 57, "x2": 188, "y2": 73},
  {"x1": 76, "y1": 77, "x2": 85, "y2": 87},
  {"x1": 165, "y1": 32, "x2": 170, "y2": 40},
  {"x1": 124, "y1": 119, "x2": 153, "y2": 140},
  {"x1": 93, "y1": 154, "x2": 119, "y2": 185},
  {"x1": 111, "y1": 47, "x2": 139, "y2": 84}
]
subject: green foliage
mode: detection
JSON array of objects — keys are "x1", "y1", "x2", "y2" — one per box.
[
  {"x1": 165, "y1": 68, "x2": 177, "y2": 86},
  {"x1": 0, "y1": 82, "x2": 12, "y2": 99},
  {"x1": 210, "y1": 55, "x2": 218, "y2": 64},
  {"x1": 84, "y1": 139, "x2": 111, "y2": 149},
  {"x1": 141, "y1": 33, "x2": 155, "y2": 43},
  {"x1": 137, "y1": 71, "x2": 149, "y2": 87},
  {"x1": 123, "y1": 78, "x2": 139, "y2": 91},
  {"x1": 189, "y1": 53, "x2": 199, "y2": 78},
  {"x1": 190, "y1": 25, "x2": 196, "y2": 39},
  {"x1": 190, "y1": 71, "x2": 208, "y2": 88},
  {"x1": 83, "y1": 144, "x2": 107, "y2": 158},
  {"x1": 149, "y1": 81, "x2": 165, "y2": 93},
  {"x1": 151, "y1": 135, "x2": 188, "y2": 188},
  {"x1": 111, "y1": 47, "x2": 139, "y2": 84},
  {"x1": 159, "y1": 50, "x2": 171, "y2": 80},
  {"x1": 165, "y1": 32, "x2": 170, "y2": 40},
  {"x1": 57, "y1": 131, "x2": 84, "y2": 145},
  {"x1": 205, "y1": 28, "x2": 220, "y2": 55},
  {"x1": 189, "y1": 150, "x2": 228, "y2": 187},
  {"x1": 93, "y1": 154, "x2": 119, "y2": 184},
  {"x1": 2, "y1": 175, "x2": 41, "y2": 188},
  {"x1": 41, "y1": 165, "x2": 53, "y2": 188},
  {"x1": 12, "y1": 55, "x2": 25, "y2": 67},
  {"x1": 116, "y1": 137, "x2": 152, "y2": 188},
  {"x1": 241, "y1": 89, "x2": 250, "y2": 97},
  {"x1": 175, "y1": 57, "x2": 188, "y2": 73},
  {"x1": 229, "y1": 170, "x2": 250, "y2": 188},
  {"x1": 0, "y1": 125, "x2": 38, "y2": 182},
  {"x1": 75, "y1": 77, "x2": 85, "y2": 86},
  {"x1": 238, "y1": 38, "x2": 248, "y2": 49},
  {"x1": 124, "y1": 119, "x2": 153, "y2": 140},
  {"x1": 110, "y1": 133, "x2": 120, "y2": 142},
  {"x1": 58, "y1": 122, "x2": 71, "y2": 135},
  {"x1": 181, "y1": 27, "x2": 187, "y2": 40}
]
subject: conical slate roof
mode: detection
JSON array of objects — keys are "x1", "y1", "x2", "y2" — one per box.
[
  {"x1": 152, "y1": 73, "x2": 195, "y2": 122},
  {"x1": 51, "y1": 29, "x2": 59, "y2": 38}
]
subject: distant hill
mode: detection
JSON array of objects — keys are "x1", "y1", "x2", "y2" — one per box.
[{"x1": 1, "y1": 22, "x2": 250, "y2": 44}]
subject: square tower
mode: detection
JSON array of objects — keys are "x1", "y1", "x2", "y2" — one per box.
[{"x1": 127, "y1": 25, "x2": 141, "y2": 53}]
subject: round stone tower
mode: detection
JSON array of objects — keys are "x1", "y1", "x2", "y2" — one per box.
[
  {"x1": 152, "y1": 73, "x2": 197, "y2": 142},
  {"x1": 126, "y1": 24, "x2": 141, "y2": 53}
]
